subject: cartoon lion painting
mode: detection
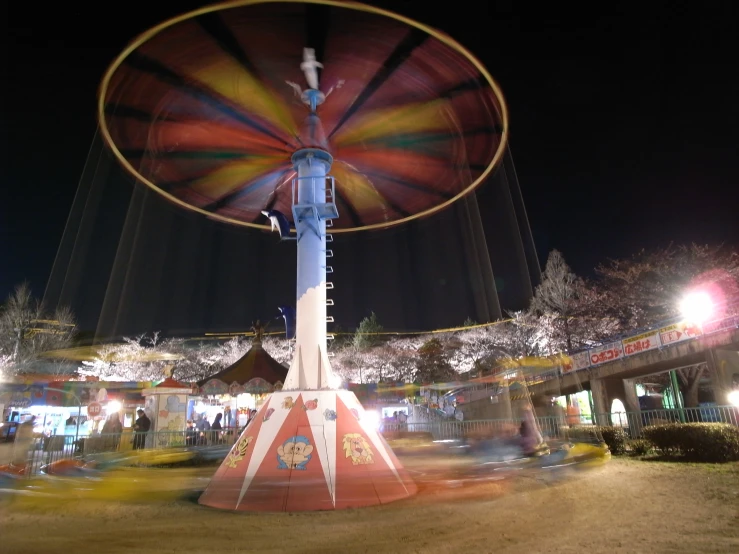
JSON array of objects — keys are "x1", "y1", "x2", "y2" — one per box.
[{"x1": 342, "y1": 433, "x2": 374, "y2": 465}]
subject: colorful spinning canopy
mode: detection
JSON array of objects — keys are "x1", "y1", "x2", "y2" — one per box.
[{"x1": 99, "y1": 0, "x2": 508, "y2": 232}]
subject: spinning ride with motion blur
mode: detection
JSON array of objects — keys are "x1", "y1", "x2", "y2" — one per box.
[{"x1": 99, "y1": 0, "x2": 509, "y2": 511}]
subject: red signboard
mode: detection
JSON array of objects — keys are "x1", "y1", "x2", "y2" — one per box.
[{"x1": 87, "y1": 402, "x2": 102, "y2": 416}]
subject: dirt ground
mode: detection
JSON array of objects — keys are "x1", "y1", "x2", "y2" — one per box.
[{"x1": 2, "y1": 458, "x2": 737, "y2": 554}]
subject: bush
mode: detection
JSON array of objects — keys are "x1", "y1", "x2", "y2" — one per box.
[
  {"x1": 599, "y1": 426, "x2": 628, "y2": 455},
  {"x1": 628, "y1": 439, "x2": 652, "y2": 456},
  {"x1": 569, "y1": 425, "x2": 627, "y2": 455},
  {"x1": 643, "y1": 423, "x2": 739, "y2": 463}
]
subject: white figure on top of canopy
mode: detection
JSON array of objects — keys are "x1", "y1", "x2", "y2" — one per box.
[
  {"x1": 286, "y1": 48, "x2": 344, "y2": 105},
  {"x1": 300, "y1": 47, "x2": 323, "y2": 90}
]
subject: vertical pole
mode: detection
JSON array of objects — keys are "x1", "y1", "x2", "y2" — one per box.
[
  {"x1": 76, "y1": 403, "x2": 81, "y2": 444},
  {"x1": 587, "y1": 390, "x2": 595, "y2": 425},
  {"x1": 670, "y1": 370, "x2": 686, "y2": 423},
  {"x1": 284, "y1": 149, "x2": 334, "y2": 390}
]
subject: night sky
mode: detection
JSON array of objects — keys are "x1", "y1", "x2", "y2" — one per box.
[{"x1": 5, "y1": 1, "x2": 738, "y2": 319}]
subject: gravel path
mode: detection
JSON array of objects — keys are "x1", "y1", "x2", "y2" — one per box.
[{"x1": 2, "y1": 458, "x2": 737, "y2": 553}]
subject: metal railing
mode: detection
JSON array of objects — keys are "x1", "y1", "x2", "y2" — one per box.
[
  {"x1": 3, "y1": 429, "x2": 242, "y2": 476},
  {"x1": 5, "y1": 407, "x2": 736, "y2": 475},
  {"x1": 384, "y1": 406, "x2": 738, "y2": 441},
  {"x1": 384, "y1": 416, "x2": 576, "y2": 441},
  {"x1": 596, "y1": 405, "x2": 739, "y2": 433}
]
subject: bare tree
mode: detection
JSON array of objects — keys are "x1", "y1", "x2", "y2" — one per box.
[
  {"x1": 531, "y1": 250, "x2": 607, "y2": 352},
  {"x1": 0, "y1": 282, "x2": 77, "y2": 375}
]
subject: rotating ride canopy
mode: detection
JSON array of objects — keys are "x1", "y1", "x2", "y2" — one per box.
[{"x1": 99, "y1": 0, "x2": 508, "y2": 511}]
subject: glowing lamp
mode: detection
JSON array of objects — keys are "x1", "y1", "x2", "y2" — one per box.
[
  {"x1": 363, "y1": 410, "x2": 381, "y2": 430},
  {"x1": 728, "y1": 390, "x2": 739, "y2": 407},
  {"x1": 328, "y1": 373, "x2": 343, "y2": 389},
  {"x1": 679, "y1": 291, "x2": 714, "y2": 324},
  {"x1": 106, "y1": 400, "x2": 122, "y2": 413}
]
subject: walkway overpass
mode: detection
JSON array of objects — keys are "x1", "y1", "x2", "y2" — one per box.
[{"x1": 529, "y1": 315, "x2": 739, "y2": 416}]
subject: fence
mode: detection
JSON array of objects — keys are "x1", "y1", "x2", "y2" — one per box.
[
  {"x1": 385, "y1": 405, "x2": 739, "y2": 441},
  {"x1": 4, "y1": 428, "x2": 241, "y2": 476},
  {"x1": 596, "y1": 405, "x2": 739, "y2": 434},
  {"x1": 6, "y1": 406, "x2": 737, "y2": 475}
]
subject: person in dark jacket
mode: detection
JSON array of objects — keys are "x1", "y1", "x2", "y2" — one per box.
[
  {"x1": 133, "y1": 409, "x2": 151, "y2": 450},
  {"x1": 210, "y1": 413, "x2": 223, "y2": 444}
]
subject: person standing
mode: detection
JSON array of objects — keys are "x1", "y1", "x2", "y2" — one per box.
[
  {"x1": 211, "y1": 413, "x2": 223, "y2": 444},
  {"x1": 196, "y1": 414, "x2": 210, "y2": 445},
  {"x1": 102, "y1": 412, "x2": 123, "y2": 451},
  {"x1": 397, "y1": 410, "x2": 408, "y2": 430},
  {"x1": 133, "y1": 409, "x2": 151, "y2": 450},
  {"x1": 12, "y1": 416, "x2": 36, "y2": 468}
]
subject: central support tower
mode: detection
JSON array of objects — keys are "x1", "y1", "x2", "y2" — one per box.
[
  {"x1": 285, "y1": 146, "x2": 337, "y2": 389},
  {"x1": 198, "y1": 48, "x2": 416, "y2": 512}
]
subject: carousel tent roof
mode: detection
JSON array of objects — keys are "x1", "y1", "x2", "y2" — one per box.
[{"x1": 197, "y1": 339, "x2": 287, "y2": 388}]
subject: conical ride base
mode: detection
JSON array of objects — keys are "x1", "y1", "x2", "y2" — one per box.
[{"x1": 198, "y1": 390, "x2": 417, "y2": 511}]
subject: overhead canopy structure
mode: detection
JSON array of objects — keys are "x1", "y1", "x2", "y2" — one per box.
[
  {"x1": 98, "y1": 0, "x2": 506, "y2": 233},
  {"x1": 196, "y1": 333, "x2": 287, "y2": 395}
]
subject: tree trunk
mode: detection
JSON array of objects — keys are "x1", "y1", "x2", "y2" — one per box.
[
  {"x1": 677, "y1": 365, "x2": 707, "y2": 409},
  {"x1": 564, "y1": 317, "x2": 573, "y2": 352}
]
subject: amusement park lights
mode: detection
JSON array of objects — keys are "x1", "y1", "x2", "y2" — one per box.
[
  {"x1": 106, "y1": 400, "x2": 122, "y2": 414},
  {"x1": 728, "y1": 390, "x2": 739, "y2": 408},
  {"x1": 679, "y1": 291, "x2": 714, "y2": 324}
]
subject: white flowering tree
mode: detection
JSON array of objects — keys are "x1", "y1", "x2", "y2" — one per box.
[
  {"x1": 531, "y1": 250, "x2": 613, "y2": 352},
  {"x1": 261, "y1": 335, "x2": 292, "y2": 366},
  {"x1": 77, "y1": 334, "x2": 174, "y2": 381},
  {"x1": 331, "y1": 342, "x2": 379, "y2": 384},
  {"x1": 74, "y1": 333, "x2": 295, "y2": 383},
  {"x1": 383, "y1": 336, "x2": 424, "y2": 382},
  {"x1": 0, "y1": 354, "x2": 13, "y2": 381},
  {"x1": 447, "y1": 323, "x2": 505, "y2": 375}
]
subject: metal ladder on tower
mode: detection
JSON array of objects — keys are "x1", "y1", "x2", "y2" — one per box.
[
  {"x1": 325, "y1": 198, "x2": 336, "y2": 358},
  {"x1": 290, "y1": 171, "x2": 338, "y2": 358}
]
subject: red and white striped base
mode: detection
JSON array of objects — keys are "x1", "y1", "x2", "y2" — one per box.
[{"x1": 198, "y1": 390, "x2": 417, "y2": 511}]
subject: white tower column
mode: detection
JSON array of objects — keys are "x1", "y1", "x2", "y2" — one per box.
[{"x1": 283, "y1": 148, "x2": 334, "y2": 390}]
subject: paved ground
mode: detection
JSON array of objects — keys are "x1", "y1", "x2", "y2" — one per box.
[{"x1": 2, "y1": 458, "x2": 738, "y2": 553}]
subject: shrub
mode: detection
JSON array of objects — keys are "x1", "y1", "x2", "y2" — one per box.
[
  {"x1": 641, "y1": 424, "x2": 682, "y2": 456},
  {"x1": 628, "y1": 439, "x2": 652, "y2": 456},
  {"x1": 569, "y1": 425, "x2": 627, "y2": 455},
  {"x1": 598, "y1": 426, "x2": 628, "y2": 455},
  {"x1": 643, "y1": 423, "x2": 739, "y2": 463}
]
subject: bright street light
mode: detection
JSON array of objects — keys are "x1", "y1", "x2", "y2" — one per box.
[
  {"x1": 679, "y1": 291, "x2": 714, "y2": 324},
  {"x1": 363, "y1": 410, "x2": 381, "y2": 430},
  {"x1": 728, "y1": 390, "x2": 739, "y2": 407},
  {"x1": 107, "y1": 400, "x2": 122, "y2": 413}
]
